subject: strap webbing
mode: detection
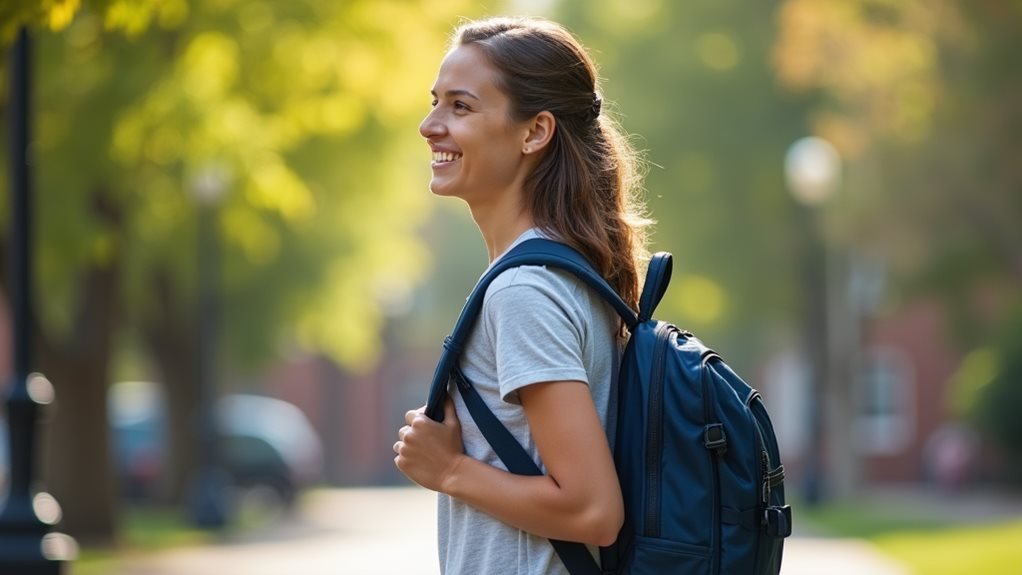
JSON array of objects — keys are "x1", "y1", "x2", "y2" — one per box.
[{"x1": 453, "y1": 369, "x2": 602, "y2": 574}]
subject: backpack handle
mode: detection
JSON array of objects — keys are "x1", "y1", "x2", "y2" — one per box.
[{"x1": 638, "y1": 252, "x2": 673, "y2": 322}]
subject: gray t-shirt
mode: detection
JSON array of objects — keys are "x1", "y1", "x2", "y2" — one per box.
[{"x1": 438, "y1": 230, "x2": 619, "y2": 575}]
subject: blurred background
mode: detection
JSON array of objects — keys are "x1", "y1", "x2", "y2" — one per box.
[{"x1": 1, "y1": 0, "x2": 1020, "y2": 574}]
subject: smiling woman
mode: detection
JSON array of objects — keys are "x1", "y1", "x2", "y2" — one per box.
[
  {"x1": 420, "y1": 44, "x2": 534, "y2": 213},
  {"x1": 395, "y1": 16, "x2": 652, "y2": 575}
]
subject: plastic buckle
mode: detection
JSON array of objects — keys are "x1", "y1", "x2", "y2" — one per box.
[
  {"x1": 703, "y1": 423, "x2": 727, "y2": 456},
  {"x1": 763, "y1": 505, "x2": 792, "y2": 538}
]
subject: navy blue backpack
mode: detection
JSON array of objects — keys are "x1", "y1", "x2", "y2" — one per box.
[{"x1": 425, "y1": 238, "x2": 792, "y2": 574}]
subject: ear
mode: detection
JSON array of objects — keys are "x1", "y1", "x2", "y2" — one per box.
[{"x1": 521, "y1": 111, "x2": 556, "y2": 155}]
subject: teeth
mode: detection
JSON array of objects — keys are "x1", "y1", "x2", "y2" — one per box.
[{"x1": 432, "y1": 152, "x2": 461, "y2": 163}]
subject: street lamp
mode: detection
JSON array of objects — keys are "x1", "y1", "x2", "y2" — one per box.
[
  {"x1": 785, "y1": 136, "x2": 842, "y2": 506},
  {"x1": 187, "y1": 163, "x2": 232, "y2": 528},
  {"x1": 785, "y1": 137, "x2": 841, "y2": 206},
  {"x1": 0, "y1": 27, "x2": 76, "y2": 573}
]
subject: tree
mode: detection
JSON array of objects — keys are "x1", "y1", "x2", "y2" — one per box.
[
  {"x1": 774, "y1": 0, "x2": 1021, "y2": 324},
  {"x1": 545, "y1": 0, "x2": 811, "y2": 369},
  {"x1": 1, "y1": 0, "x2": 481, "y2": 542},
  {"x1": 775, "y1": 0, "x2": 1022, "y2": 474}
]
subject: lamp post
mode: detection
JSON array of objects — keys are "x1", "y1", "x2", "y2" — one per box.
[
  {"x1": 0, "y1": 27, "x2": 76, "y2": 572},
  {"x1": 785, "y1": 136, "x2": 842, "y2": 506},
  {"x1": 187, "y1": 164, "x2": 232, "y2": 528}
]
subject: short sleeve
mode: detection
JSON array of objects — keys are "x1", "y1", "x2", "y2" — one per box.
[{"x1": 482, "y1": 269, "x2": 589, "y2": 404}]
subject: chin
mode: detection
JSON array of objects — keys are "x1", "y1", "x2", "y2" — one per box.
[{"x1": 428, "y1": 180, "x2": 461, "y2": 199}]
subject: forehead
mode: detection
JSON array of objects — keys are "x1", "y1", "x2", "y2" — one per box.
[{"x1": 432, "y1": 44, "x2": 503, "y2": 97}]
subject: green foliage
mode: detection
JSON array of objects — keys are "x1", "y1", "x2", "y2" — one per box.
[
  {"x1": 775, "y1": 0, "x2": 1022, "y2": 334},
  {"x1": 947, "y1": 347, "x2": 999, "y2": 420},
  {"x1": 1, "y1": 0, "x2": 83, "y2": 42},
  {"x1": 3, "y1": 0, "x2": 483, "y2": 373},
  {"x1": 0, "y1": 0, "x2": 184, "y2": 44},
  {"x1": 773, "y1": 1, "x2": 1022, "y2": 464},
  {"x1": 970, "y1": 310, "x2": 1022, "y2": 464},
  {"x1": 543, "y1": 0, "x2": 809, "y2": 369}
]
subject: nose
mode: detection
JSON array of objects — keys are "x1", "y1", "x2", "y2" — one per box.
[{"x1": 419, "y1": 107, "x2": 444, "y2": 140}]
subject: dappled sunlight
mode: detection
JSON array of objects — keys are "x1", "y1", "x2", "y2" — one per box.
[
  {"x1": 667, "y1": 274, "x2": 727, "y2": 327},
  {"x1": 774, "y1": 0, "x2": 945, "y2": 146},
  {"x1": 4, "y1": 0, "x2": 1018, "y2": 565},
  {"x1": 947, "y1": 347, "x2": 1000, "y2": 418},
  {"x1": 104, "y1": 0, "x2": 189, "y2": 37},
  {"x1": 296, "y1": 265, "x2": 386, "y2": 372},
  {"x1": 591, "y1": 0, "x2": 666, "y2": 36},
  {"x1": 281, "y1": 92, "x2": 367, "y2": 136},
  {"x1": 221, "y1": 206, "x2": 280, "y2": 265},
  {"x1": 181, "y1": 33, "x2": 239, "y2": 102},
  {"x1": 45, "y1": 0, "x2": 80, "y2": 30},
  {"x1": 244, "y1": 158, "x2": 315, "y2": 222},
  {"x1": 874, "y1": 520, "x2": 1022, "y2": 574},
  {"x1": 697, "y1": 32, "x2": 741, "y2": 72}
]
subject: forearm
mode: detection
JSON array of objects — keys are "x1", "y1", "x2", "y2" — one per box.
[{"x1": 442, "y1": 453, "x2": 620, "y2": 547}]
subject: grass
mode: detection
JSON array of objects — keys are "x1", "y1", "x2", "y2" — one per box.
[
  {"x1": 118, "y1": 506, "x2": 217, "y2": 549},
  {"x1": 71, "y1": 505, "x2": 216, "y2": 575},
  {"x1": 798, "y1": 498, "x2": 1022, "y2": 575},
  {"x1": 71, "y1": 491, "x2": 291, "y2": 575},
  {"x1": 872, "y1": 521, "x2": 1022, "y2": 575}
]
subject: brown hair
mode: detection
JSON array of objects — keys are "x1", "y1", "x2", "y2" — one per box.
[{"x1": 454, "y1": 17, "x2": 652, "y2": 311}]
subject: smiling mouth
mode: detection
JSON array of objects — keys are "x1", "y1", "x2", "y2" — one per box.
[{"x1": 432, "y1": 151, "x2": 462, "y2": 164}]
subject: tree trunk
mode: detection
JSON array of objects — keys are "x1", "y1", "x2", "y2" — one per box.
[
  {"x1": 36, "y1": 191, "x2": 124, "y2": 545},
  {"x1": 142, "y1": 268, "x2": 200, "y2": 505},
  {"x1": 38, "y1": 261, "x2": 120, "y2": 545}
]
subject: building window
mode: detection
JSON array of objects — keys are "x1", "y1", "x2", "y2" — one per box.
[{"x1": 855, "y1": 347, "x2": 914, "y2": 455}]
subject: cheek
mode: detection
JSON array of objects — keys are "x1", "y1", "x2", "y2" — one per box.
[{"x1": 470, "y1": 138, "x2": 521, "y2": 178}]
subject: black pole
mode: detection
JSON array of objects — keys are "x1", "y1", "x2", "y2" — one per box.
[
  {"x1": 187, "y1": 200, "x2": 230, "y2": 528},
  {"x1": 799, "y1": 203, "x2": 828, "y2": 506},
  {"x1": 0, "y1": 27, "x2": 74, "y2": 572}
]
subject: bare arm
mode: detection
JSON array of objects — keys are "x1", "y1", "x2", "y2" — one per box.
[{"x1": 395, "y1": 381, "x2": 623, "y2": 547}]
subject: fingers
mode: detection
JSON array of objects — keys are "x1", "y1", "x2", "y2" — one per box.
[
  {"x1": 405, "y1": 405, "x2": 427, "y2": 425},
  {"x1": 443, "y1": 397, "x2": 456, "y2": 420}
]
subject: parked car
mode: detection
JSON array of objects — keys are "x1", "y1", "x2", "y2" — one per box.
[{"x1": 109, "y1": 381, "x2": 324, "y2": 509}]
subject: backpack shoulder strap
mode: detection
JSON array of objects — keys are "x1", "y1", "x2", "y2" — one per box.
[
  {"x1": 638, "y1": 252, "x2": 673, "y2": 322},
  {"x1": 453, "y1": 367, "x2": 602, "y2": 575},
  {"x1": 425, "y1": 238, "x2": 637, "y2": 421},
  {"x1": 497, "y1": 239, "x2": 639, "y2": 325},
  {"x1": 424, "y1": 237, "x2": 625, "y2": 575}
]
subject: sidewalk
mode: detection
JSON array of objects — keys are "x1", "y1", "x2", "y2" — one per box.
[{"x1": 105, "y1": 487, "x2": 907, "y2": 575}]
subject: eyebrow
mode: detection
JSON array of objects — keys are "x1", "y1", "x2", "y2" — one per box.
[{"x1": 431, "y1": 89, "x2": 481, "y2": 101}]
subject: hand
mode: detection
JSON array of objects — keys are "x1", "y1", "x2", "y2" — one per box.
[{"x1": 394, "y1": 399, "x2": 465, "y2": 492}]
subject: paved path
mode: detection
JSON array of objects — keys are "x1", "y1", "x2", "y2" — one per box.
[{"x1": 107, "y1": 487, "x2": 907, "y2": 575}]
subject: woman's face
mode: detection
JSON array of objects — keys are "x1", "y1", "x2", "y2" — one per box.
[{"x1": 419, "y1": 45, "x2": 532, "y2": 205}]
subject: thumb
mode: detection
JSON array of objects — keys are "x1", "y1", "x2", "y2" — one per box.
[{"x1": 443, "y1": 397, "x2": 459, "y2": 424}]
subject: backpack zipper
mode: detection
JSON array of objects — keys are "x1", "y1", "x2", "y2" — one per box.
[
  {"x1": 643, "y1": 322, "x2": 672, "y2": 537},
  {"x1": 750, "y1": 410, "x2": 772, "y2": 572}
]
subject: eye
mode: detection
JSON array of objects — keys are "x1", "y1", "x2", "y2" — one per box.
[
  {"x1": 453, "y1": 100, "x2": 470, "y2": 112},
  {"x1": 430, "y1": 98, "x2": 438, "y2": 107}
]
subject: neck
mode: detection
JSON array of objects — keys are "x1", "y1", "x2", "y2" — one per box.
[{"x1": 467, "y1": 189, "x2": 535, "y2": 262}]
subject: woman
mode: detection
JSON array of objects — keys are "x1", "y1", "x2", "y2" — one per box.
[{"x1": 394, "y1": 16, "x2": 651, "y2": 574}]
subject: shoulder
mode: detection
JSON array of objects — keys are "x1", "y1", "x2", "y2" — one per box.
[{"x1": 484, "y1": 265, "x2": 586, "y2": 312}]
